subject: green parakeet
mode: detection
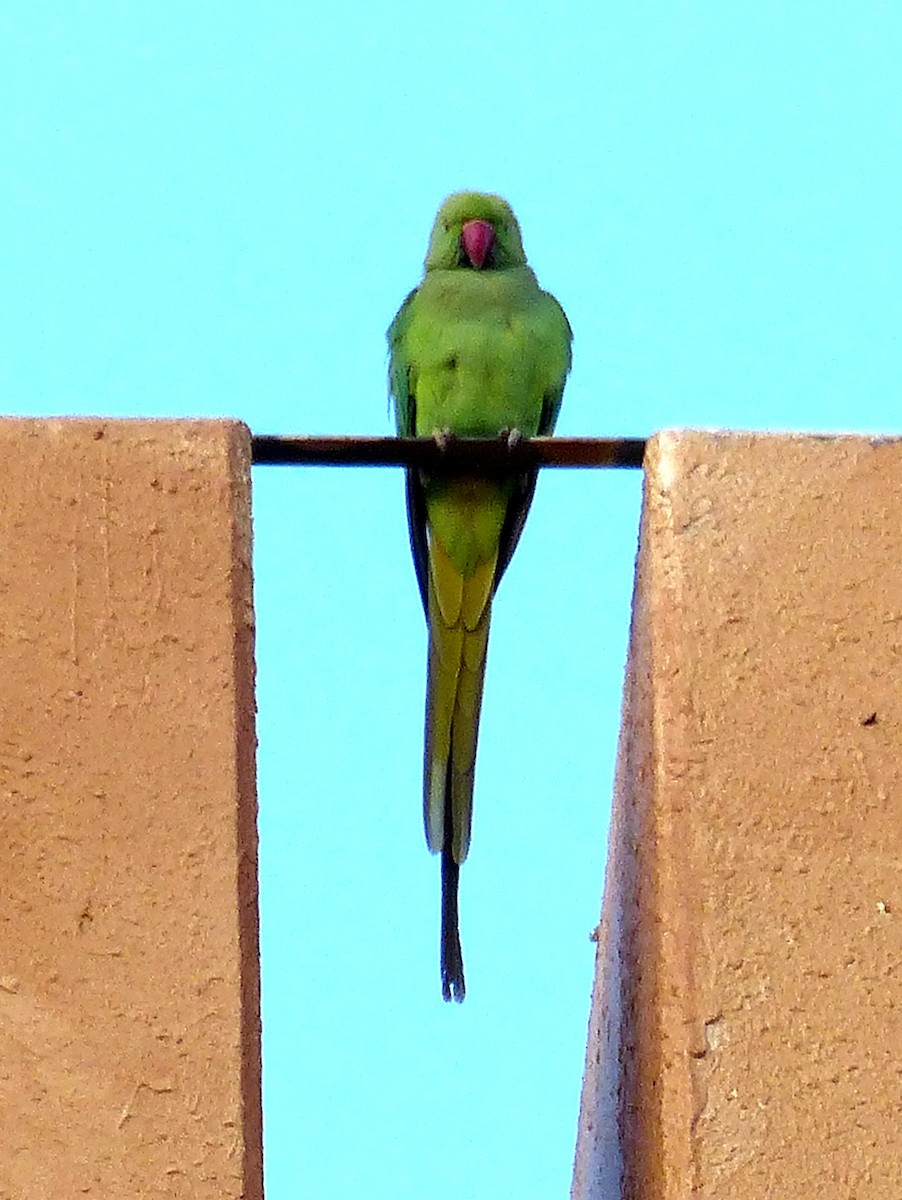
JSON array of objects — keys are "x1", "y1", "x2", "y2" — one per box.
[{"x1": 387, "y1": 192, "x2": 572, "y2": 1001}]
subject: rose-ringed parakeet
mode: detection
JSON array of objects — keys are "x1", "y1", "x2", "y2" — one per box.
[{"x1": 387, "y1": 192, "x2": 572, "y2": 1001}]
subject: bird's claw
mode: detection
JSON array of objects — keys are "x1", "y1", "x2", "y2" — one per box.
[
  {"x1": 499, "y1": 427, "x2": 523, "y2": 451},
  {"x1": 433, "y1": 428, "x2": 455, "y2": 452}
]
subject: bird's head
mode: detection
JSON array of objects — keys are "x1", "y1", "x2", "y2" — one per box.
[{"x1": 424, "y1": 192, "x2": 527, "y2": 272}]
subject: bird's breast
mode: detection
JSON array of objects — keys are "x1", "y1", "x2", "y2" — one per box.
[{"x1": 409, "y1": 281, "x2": 553, "y2": 437}]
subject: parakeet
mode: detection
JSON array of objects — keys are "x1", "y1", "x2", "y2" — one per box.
[{"x1": 387, "y1": 192, "x2": 572, "y2": 1001}]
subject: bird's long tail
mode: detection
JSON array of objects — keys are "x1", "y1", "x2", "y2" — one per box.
[
  {"x1": 440, "y1": 797, "x2": 464, "y2": 1003},
  {"x1": 424, "y1": 532, "x2": 494, "y2": 1002}
]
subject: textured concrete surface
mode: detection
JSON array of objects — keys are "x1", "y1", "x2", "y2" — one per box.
[
  {"x1": 573, "y1": 431, "x2": 902, "y2": 1199},
  {"x1": 0, "y1": 419, "x2": 261, "y2": 1199}
]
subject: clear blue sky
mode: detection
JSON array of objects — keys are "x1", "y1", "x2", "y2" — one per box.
[{"x1": 3, "y1": 4, "x2": 902, "y2": 1196}]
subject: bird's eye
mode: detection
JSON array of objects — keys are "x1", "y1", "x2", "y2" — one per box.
[{"x1": 443, "y1": 222, "x2": 451, "y2": 232}]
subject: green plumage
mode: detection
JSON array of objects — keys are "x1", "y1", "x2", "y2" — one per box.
[{"x1": 388, "y1": 192, "x2": 571, "y2": 1001}]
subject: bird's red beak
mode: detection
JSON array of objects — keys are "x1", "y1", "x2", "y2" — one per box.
[{"x1": 460, "y1": 219, "x2": 495, "y2": 269}]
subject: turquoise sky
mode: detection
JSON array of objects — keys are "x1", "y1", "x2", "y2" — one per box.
[{"x1": 4, "y1": 4, "x2": 901, "y2": 1197}]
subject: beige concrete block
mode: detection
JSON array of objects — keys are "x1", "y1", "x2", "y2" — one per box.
[
  {"x1": 0, "y1": 419, "x2": 260, "y2": 1199},
  {"x1": 574, "y1": 432, "x2": 902, "y2": 1199}
]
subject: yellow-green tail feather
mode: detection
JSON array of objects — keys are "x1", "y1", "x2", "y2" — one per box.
[
  {"x1": 424, "y1": 529, "x2": 496, "y2": 1002},
  {"x1": 423, "y1": 535, "x2": 495, "y2": 862}
]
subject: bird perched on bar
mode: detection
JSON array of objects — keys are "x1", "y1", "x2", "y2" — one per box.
[{"x1": 387, "y1": 191, "x2": 572, "y2": 1001}]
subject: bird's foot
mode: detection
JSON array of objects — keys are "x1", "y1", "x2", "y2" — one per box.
[
  {"x1": 499, "y1": 427, "x2": 523, "y2": 452},
  {"x1": 432, "y1": 427, "x2": 456, "y2": 452}
]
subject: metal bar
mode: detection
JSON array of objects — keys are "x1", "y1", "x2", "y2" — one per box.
[{"x1": 251, "y1": 435, "x2": 646, "y2": 469}]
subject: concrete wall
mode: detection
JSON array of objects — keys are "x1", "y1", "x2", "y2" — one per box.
[
  {"x1": 6, "y1": 420, "x2": 899, "y2": 1197},
  {"x1": 0, "y1": 419, "x2": 261, "y2": 1199},
  {"x1": 573, "y1": 431, "x2": 902, "y2": 1198}
]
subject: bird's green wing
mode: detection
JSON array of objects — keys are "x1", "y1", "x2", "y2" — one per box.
[
  {"x1": 388, "y1": 288, "x2": 430, "y2": 613},
  {"x1": 388, "y1": 287, "x2": 417, "y2": 436},
  {"x1": 493, "y1": 291, "x2": 572, "y2": 586},
  {"x1": 536, "y1": 292, "x2": 572, "y2": 436}
]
